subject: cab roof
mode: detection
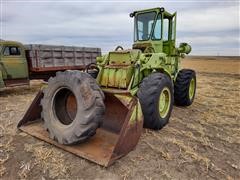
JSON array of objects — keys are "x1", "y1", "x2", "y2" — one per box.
[
  {"x1": 0, "y1": 40, "x2": 24, "y2": 47},
  {"x1": 130, "y1": 7, "x2": 175, "y2": 18}
]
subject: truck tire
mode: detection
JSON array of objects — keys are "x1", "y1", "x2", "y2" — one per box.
[
  {"x1": 174, "y1": 69, "x2": 196, "y2": 106},
  {"x1": 137, "y1": 73, "x2": 173, "y2": 130},
  {"x1": 41, "y1": 70, "x2": 105, "y2": 145}
]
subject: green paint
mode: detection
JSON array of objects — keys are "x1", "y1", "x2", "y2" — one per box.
[
  {"x1": 129, "y1": 100, "x2": 143, "y2": 124},
  {"x1": 0, "y1": 41, "x2": 29, "y2": 80},
  {"x1": 96, "y1": 7, "x2": 191, "y2": 97},
  {"x1": 97, "y1": 49, "x2": 140, "y2": 90},
  {"x1": 158, "y1": 87, "x2": 171, "y2": 118},
  {"x1": 189, "y1": 78, "x2": 195, "y2": 100},
  {"x1": 0, "y1": 70, "x2": 5, "y2": 88}
]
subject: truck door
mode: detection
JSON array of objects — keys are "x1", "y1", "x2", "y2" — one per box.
[{"x1": 0, "y1": 45, "x2": 28, "y2": 79}]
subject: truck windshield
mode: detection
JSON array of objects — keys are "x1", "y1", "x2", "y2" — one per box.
[{"x1": 135, "y1": 12, "x2": 156, "y2": 41}]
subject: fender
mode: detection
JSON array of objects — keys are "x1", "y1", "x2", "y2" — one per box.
[
  {"x1": 0, "y1": 61, "x2": 10, "y2": 79},
  {"x1": 0, "y1": 70, "x2": 5, "y2": 88}
]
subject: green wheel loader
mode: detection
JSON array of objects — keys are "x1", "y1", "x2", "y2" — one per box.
[{"x1": 18, "y1": 7, "x2": 196, "y2": 167}]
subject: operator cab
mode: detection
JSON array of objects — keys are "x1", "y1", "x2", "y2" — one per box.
[{"x1": 131, "y1": 7, "x2": 176, "y2": 55}]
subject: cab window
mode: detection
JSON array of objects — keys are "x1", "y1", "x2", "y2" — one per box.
[
  {"x1": 152, "y1": 14, "x2": 162, "y2": 40},
  {"x1": 3, "y1": 46, "x2": 21, "y2": 56},
  {"x1": 171, "y1": 16, "x2": 176, "y2": 40},
  {"x1": 135, "y1": 12, "x2": 156, "y2": 41},
  {"x1": 163, "y1": 18, "x2": 169, "y2": 41}
]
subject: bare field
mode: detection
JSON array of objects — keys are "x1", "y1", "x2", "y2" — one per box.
[
  {"x1": 183, "y1": 56, "x2": 240, "y2": 74},
  {"x1": 0, "y1": 57, "x2": 240, "y2": 179}
]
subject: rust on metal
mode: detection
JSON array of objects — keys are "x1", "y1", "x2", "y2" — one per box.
[
  {"x1": 18, "y1": 91, "x2": 143, "y2": 167},
  {"x1": 29, "y1": 65, "x2": 86, "y2": 72},
  {"x1": 66, "y1": 93, "x2": 77, "y2": 121},
  {"x1": 17, "y1": 90, "x2": 43, "y2": 127},
  {"x1": 4, "y1": 78, "x2": 29, "y2": 87},
  {"x1": 101, "y1": 88, "x2": 130, "y2": 94},
  {"x1": 20, "y1": 121, "x2": 119, "y2": 166}
]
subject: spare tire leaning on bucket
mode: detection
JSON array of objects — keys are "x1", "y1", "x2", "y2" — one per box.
[{"x1": 41, "y1": 70, "x2": 105, "y2": 145}]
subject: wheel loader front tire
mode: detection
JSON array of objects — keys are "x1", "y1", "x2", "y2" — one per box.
[
  {"x1": 41, "y1": 70, "x2": 105, "y2": 145},
  {"x1": 137, "y1": 73, "x2": 174, "y2": 130},
  {"x1": 174, "y1": 69, "x2": 196, "y2": 106}
]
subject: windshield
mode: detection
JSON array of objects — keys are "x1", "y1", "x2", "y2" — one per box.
[{"x1": 135, "y1": 12, "x2": 156, "y2": 41}]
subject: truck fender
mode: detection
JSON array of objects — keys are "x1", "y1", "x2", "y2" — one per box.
[{"x1": 0, "y1": 70, "x2": 5, "y2": 88}]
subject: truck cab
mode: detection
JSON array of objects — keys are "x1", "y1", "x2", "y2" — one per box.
[
  {"x1": 0, "y1": 40, "x2": 101, "y2": 89},
  {"x1": 0, "y1": 40, "x2": 29, "y2": 88}
]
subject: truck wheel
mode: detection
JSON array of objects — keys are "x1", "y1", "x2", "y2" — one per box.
[
  {"x1": 137, "y1": 73, "x2": 173, "y2": 130},
  {"x1": 41, "y1": 70, "x2": 105, "y2": 145},
  {"x1": 174, "y1": 69, "x2": 196, "y2": 106}
]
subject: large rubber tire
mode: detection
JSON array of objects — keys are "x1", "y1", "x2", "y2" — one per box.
[
  {"x1": 174, "y1": 69, "x2": 196, "y2": 106},
  {"x1": 137, "y1": 73, "x2": 174, "y2": 130},
  {"x1": 41, "y1": 70, "x2": 105, "y2": 145}
]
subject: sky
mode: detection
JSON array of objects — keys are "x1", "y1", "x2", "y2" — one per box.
[{"x1": 1, "y1": 0, "x2": 240, "y2": 56}]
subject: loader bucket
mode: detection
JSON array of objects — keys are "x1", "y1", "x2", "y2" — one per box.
[{"x1": 18, "y1": 90, "x2": 143, "y2": 167}]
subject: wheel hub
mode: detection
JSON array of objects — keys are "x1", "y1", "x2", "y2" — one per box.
[
  {"x1": 189, "y1": 78, "x2": 195, "y2": 100},
  {"x1": 159, "y1": 87, "x2": 171, "y2": 118},
  {"x1": 53, "y1": 87, "x2": 77, "y2": 125}
]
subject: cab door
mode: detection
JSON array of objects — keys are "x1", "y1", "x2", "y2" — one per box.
[
  {"x1": 1, "y1": 44, "x2": 29, "y2": 79},
  {"x1": 162, "y1": 13, "x2": 178, "y2": 75}
]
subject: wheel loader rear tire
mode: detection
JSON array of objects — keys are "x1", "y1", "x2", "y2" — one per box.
[
  {"x1": 41, "y1": 70, "x2": 105, "y2": 145},
  {"x1": 174, "y1": 69, "x2": 196, "y2": 106},
  {"x1": 137, "y1": 73, "x2": 173, "y2": 130}
]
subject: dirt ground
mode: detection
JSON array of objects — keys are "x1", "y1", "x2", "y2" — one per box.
[
  {"x1": 0, "y1": 57, "x2": 240, "y2": 180},
  {"x1": 183, "y1": 56, "x2": 240, "y2": 74}
]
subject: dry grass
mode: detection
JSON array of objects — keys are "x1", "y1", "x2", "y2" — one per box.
[
  {"x1": 22, "y1": 142, "x2": 70, "y2": 179},
  {"x1": 0, "y1": 113, "x2": 15, "y2": 177},
  {"x1": 168, "y1": 137, "x2": 211, "y2": 169},
  {"x1": 0, "y1": 57, "x2": 240, "y2": 179},
  {"x1": 142, "y1": 140, "x2": 172, "y2": 160},
  {"x1": 183, "y1": 56, "x2": 240, "y2": 74}
]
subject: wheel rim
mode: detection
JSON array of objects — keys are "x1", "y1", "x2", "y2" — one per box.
[
  {"x1": 159, "y1": 87, "x2": 171, "y2": 118},
  {"x1": 189, "y1": 78, "x2": 195, "y2": 100},
  {"x1": 53, "y1": 87, "x2": 77, "y2": 125}
]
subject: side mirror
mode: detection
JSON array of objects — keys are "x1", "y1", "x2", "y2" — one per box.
[{"x1": 129, "y1": 12, "x2": 135, "y2": 18}]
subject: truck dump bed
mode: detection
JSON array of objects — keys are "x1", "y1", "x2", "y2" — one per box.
[{"x1": 25, "y1": 44, "x2": 101, "y2": 72}]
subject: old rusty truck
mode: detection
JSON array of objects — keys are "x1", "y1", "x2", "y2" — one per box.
[
  {"x1": 0, "y1": 40, "x2": 101, "y2": 88},
  {"x1": 18, "y1": 7, "x2": 196, "y2": 167}
]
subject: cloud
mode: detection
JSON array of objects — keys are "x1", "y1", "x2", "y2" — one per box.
[
  {"x1": 178, "y1": 35, "x2": 240, "y2": 56},
  {"x1": 178, "y1": 35, "x2": 240, "y2": 46},
  {"x1": 178, "y1": 5, "x2": 239, "y2": 32},
  {"x1": 1, "y1": 1, "x2": 239, "y2": 55}
]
